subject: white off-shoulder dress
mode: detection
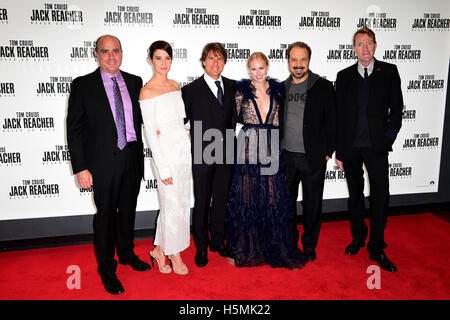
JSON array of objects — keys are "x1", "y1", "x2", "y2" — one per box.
[{"x1": 140, "y1": 91, "x2": 192, "y2": 255}]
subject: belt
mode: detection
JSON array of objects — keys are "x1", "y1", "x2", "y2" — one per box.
[{"x1": 122, "y1": 141, "x2": 138, "y2": 150}]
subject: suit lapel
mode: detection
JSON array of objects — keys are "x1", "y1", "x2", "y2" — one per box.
[
  {"x1": 122, "y1": 71, "x2": 136, "y2": 101},
  {"x1": 370, "y1": 58, "x2": 383, "y2": 87},
  {"x1": 368, "y1": 58, "x2": 382, "y2": 109},
  {"x1": 349, "y1": 62, "x2": 360, "y2": 115},
  {"x1": 121, "y1": 71, "x2": 141, "y2": 132},
  {"x1": 279, "y1": 78, "x2": 290, "y2": 134},
  {"x1": 200, "y1": 76, "x2": 224, "y2": 111},
  {"x1": 93, "y1": 68, "x2": 116, "y2": 126},
  {"x1": 222, "y1": 77, "x2": 234, "y2": 111}
]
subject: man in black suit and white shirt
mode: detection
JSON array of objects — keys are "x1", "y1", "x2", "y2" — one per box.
[
  {"x1": 335, "y1": 27, "x2": 403, "y2": 272},
  {"x1": 182, "y1": 42, "x2": 236, "y2": 268},
  {"x1": 67, "y1": 35, "x2": 150, "y2": 295}
]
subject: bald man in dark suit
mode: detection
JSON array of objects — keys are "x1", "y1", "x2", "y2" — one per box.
[{"x1": 67, "y1": 35, "x2": 150, "y2": 295}]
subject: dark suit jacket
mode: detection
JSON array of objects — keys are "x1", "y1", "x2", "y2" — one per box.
[
  {"x1": 280, "y1": 72, "x2": 336, "y2": 172},
  {"x1": 181, "y1": 75, "x2": 236, "y2": 164},
  {"x1": 335, "y1": 58, "x2": 403, "y2": 160},
  {"x1": 67, "y1": 67, "x2": 144, "y2": 178}
]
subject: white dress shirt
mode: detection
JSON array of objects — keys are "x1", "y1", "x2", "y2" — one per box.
[
  {"x1": 357, "y1": 59, "x2": 375, "y2": 78},
  {"x1": 203, "y1": 73, "x2": 224, "y2": 99}
]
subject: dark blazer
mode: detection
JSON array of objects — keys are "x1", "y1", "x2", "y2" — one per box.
[
  {"x1": 181, "y1": 75, "x2": 236, "y2": 164},
  {"x1": 335, "y1": 58, "x2": 403, "y2": 159},
  {"x1": 280, "y1": 72, "x2": 336, "y2": 172},
  {"x1": 67, "y1": 67, "x2": 144, "y2": 178}
]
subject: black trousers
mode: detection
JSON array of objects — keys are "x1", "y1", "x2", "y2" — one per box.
[
  {"x1": 283, "y1": 150, "x2": 326, "y2": 250},
  {"x1": 192, "y1": 163, "x2": 233, "y2": 252},
  {"x1": 92, "y1": 143, "x2": 141, "y2": 276},
  {"x1": 343, "y1": 147, "x2": 389, "y2": 253}
]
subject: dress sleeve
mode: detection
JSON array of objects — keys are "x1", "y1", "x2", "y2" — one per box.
[
  {"x1": 235, "y1": 90, "x2": 244, "y2": 124},
  {"x1": 139, "y1": 99, "x2": 172, "y2": 180}
]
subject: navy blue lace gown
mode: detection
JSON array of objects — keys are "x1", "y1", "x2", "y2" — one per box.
[{"x1": 226, "y1": 79, "x2": 308, "y2": 269}]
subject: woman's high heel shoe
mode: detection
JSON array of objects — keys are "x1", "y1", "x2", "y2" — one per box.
[
  {"x1": 149, "y1": 249, "x2": 172, "y2": 274},
  {"x1": 168, "y1": 253, "x2": 189, "y2": 275}
]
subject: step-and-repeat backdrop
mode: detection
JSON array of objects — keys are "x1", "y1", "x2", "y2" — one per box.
[{"x1": 1, "y1": 0, "x2": 449, "y2": 220}]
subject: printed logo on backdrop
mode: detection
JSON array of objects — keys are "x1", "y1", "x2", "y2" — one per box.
[
  {"x1": 2, "y1": 112, "x2": 55, "y2": 133},
  {"x1": 411, "y1": 13, "x2": 450, "y2": 31},
  {"x1": 222, "y1": 43, "x2": 251, "y2": 62},
  {"x1": 169, "y1": 43, "x2": 188, "y2": 62},
  {"x1": 356, "y1": 10, "x2": 397, "y2": 31},
  {"x1": 402, "y1": 105, "x2": 417, "y2": 123},
  {"x1": 144, "y1": 179, "x2": 158, "y2": 192},
  {"x1": 326, "y1": 44, "x2": 357, "y2": 63},
  {"x1": 237, "y1": 9, "x2": 282, "y2": 29},
  {"x1": 30, "y1": 3, "x2": 83, "y2": 27},
  {"x1": 402, "y1": 133, "x2": 439, "y2": 150},
  {"x1": 406, "y1": 75, "x2": 445, "y2": 92},
  {"x1": 172, "y1": 7, "x2": 219, "y2": 28},
  {"x1": 0, "y1": 8, "x2": 8, "y2": 24},
  {"x1": 9, "y1": 179, "x2": 60, "y2": 199},
  {"x1": 79, "y1": 187, "x2": 93, "y2": 195},
  {"x1": 416, "y1": 181, "x2": 437, "y2": 189},
  {"x1": 267, "y1": 44, "x2": 288, "y2": 62},
  {"x1": 0, "y1": 147, "x2": 21, "y2": 167},
  {"x1": 70, "y1": 41, "x2": 96, "y2": 61},
  {"x1": 36, "y1": 76, "x2": 72, "y2": 97},
  {"x1": 42, "y1": 145, "x2": 70, "y2": 165},
  {"x1": 142, "y1": 148, "x2": 158, "y2": 193},
  {"x1": 0, "y1": 82, "x2": 15, "y2": 97},
  {"x1": 0, "y1": 40, "x2": 49, "y2": 62},
  {"x1": 143, "y1": 147, "x2": 151, "y2": 161},
  {"x1": 382, "y1": 45, "x2": 421, "y2": 62},
  {"x1": 298, "y1": 11, "x2": 341, "y2": 30},
  {"x1": 324, "y1": 165, "x2": 346, "y2": 183},
  {"x1": 178, "y1": 76, "x2": 200, "y2": 89},
  {"x1": 389, "y1": 162, "x2": 412, "y2": 179},
  {"x1": 104, "y1": 5, "x2": 153, "y2": 27}
]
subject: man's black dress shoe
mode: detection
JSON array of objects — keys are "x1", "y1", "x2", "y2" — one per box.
[
  {"x1": 119, "y1": 256, "x2": 151, "y2": 271},
  {"x1": 100, "y1": 272, "x2": 124, "y2": 295},
  {"x1": 304, "y1": 248, "x2": 316, "y2": 262},
  {"x1": 210, "y1": 244, "x2": 230, "y2": 258},
  {"x1": 195, "y1": 251, "x2": 208, "y2": 267},
  {"x1": 345, "y1": 240, "x2": 365, "y2": 255},
  {"x1": 369, "y1": 251, "x2": 397, "y2": 272}
]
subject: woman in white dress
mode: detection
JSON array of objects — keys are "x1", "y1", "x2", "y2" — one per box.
[{"x1": 139, "y1": 41, "x2": 192, "y2": 275}]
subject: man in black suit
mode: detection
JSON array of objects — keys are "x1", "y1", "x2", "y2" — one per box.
[
  {"x1": 280, "y1": 42, "x2": 336, "y2": 262},
  {"x1": 67, "y1": 35, "x2": 150, "y2": 294},
  {"x1": 182, "y1": 42, "x2": 236, "y2": 267},
  {"x1": 335, "y1": 27, "x2": 403, "y2": 272}
]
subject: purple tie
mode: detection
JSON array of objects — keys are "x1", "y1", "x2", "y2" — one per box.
[{"x1": 111, "y1": 77, "x2": 127, "y2": 150}]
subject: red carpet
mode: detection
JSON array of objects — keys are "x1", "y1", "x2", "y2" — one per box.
[{"x1": 0, "y1": 213, "x2": 449, "y2": 300}]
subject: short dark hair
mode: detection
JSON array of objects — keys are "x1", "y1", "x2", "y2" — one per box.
[
  {"x1": 94, "y1": 34, "x2": 122, "y2": 52},
  {"x1": 287, "y1": 41, "x2": 311, "y2": 60},
  {"x1": 200, "y1": 42, "x2": 227, "y2": 68},
  {"x1": 353, "y1": 27, "x2": 376, "y2": 45},
  {"x1": 148, "y1": 40, "x2": 173, "y2": 59}
]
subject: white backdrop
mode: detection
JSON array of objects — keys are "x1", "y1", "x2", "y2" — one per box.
[{"x1": 0, "y1": 0, "x2": 449, "y2": 220}]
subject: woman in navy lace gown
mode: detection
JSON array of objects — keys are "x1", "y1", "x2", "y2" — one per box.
[{"x1": 226, "y1": 52, "x2": 308, "y2": 269}]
